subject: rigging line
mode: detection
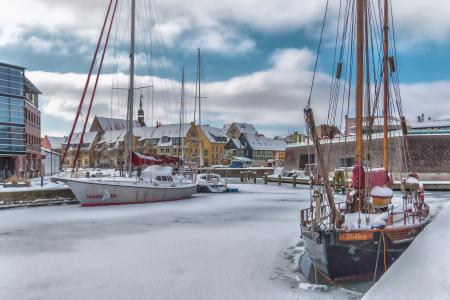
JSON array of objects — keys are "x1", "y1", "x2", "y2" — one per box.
[
  {"x1": 72, "y1": 0, "x2": 119, "y2": 171},
  {"x1": 150, "y1": 0, "x2": 178, "y2": 123},
  {"x1": 307, "y1": 0, "x2": 329, "y2": 106},
  {"x1": 60, "y1": 0, "x2": 115, "y2": 169}
]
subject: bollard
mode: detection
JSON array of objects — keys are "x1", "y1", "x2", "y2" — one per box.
[
  {"x1": 278, "y1": 174, "x2": 282, "y2": 186},
  {"x1": 264, "y1": 173, "x2": 268, "y2": 184},
  {"x1": 293, "y1": 174, "x2": 297, "y2": 188},
  {"x1": 41, "y1": 175, "x2": 44, "y2": 187},
  {"x1": 240, "y1": 172, "x2": 244, "y2": 183},
  {"x1": 253, "y1": 172, "x2": 257, "y2": 184}
]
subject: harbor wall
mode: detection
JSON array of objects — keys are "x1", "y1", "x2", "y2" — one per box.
[{"x1": 285, "y1": 134, "x2": 450, "y2": 179}]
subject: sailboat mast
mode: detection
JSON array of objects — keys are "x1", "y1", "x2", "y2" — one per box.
[
  {"x1": 355, "y1": 0, "x2": 365, "y2": 165},
  {"x1": 197, "y1": 48, "x2": 202, "y2": 127},
  {"x1": 126, "y1": 0, "x2": 136, "y2": 176},
  {"x1": 383, "y1": 0, "x2": 390, "y2": 171},
  {"x1": 180, "y1": 66, "x2": 185, "y2": 162}
]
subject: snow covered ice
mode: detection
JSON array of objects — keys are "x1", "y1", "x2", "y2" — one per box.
[{"x1": 0, "y1": 184, "x2": 448, "y2": 300}]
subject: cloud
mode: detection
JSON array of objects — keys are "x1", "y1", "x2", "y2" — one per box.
[
  {"x1": 27, "y1": 46, "x2": 450, "y2": 138},
  {"x1": 3, "y1": 0, "x2": 450, "y2": 58},
  {"x1": 27, "y1": 48, "x2": 330, "y2": 137}
]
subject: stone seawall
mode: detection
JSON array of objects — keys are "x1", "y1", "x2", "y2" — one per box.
[{"x1": 285, "y1": 134, "x2": 450, "y2": 179}]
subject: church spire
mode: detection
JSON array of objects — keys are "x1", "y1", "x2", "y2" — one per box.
[{"x1": 138, "y1": 93, "x2": 145, "y2": 126}]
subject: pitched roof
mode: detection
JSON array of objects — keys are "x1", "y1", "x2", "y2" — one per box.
[
  {"x1": 93, "y1": 116, "x2": 141, "y2": 132},
  {"x1": 226, "y1": 138, "x2": 243, "y2": 149},
  {"x1": 64, "y1": 132, "x2": 98, "y2": 149},
  {"x1": 99, "y1": 129, "x2": 126, "y2": 144},
  {"x1": 133, "y1": 123, "x2": 190, "y2": 141},
  {"x1": 243, "y1": 134, "x2": 286, "y2": 151},
  {"x1": 233, "y1": 123, "x2": 257, "y2": 135},
  {"x1": 46, "y1": 136, "x2": 67, "y2": 149},
  {"x1": 200, "y1": 125, "x2": 228, "y2": 143}
]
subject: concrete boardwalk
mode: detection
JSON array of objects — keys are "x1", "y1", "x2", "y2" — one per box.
[{"x1": 363, "y1": 201, "x2": 450, "y2": 300}]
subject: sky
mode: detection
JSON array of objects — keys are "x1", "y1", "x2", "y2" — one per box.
[{"x1": 1, "y1": 0, "x2": 450, "y2": 137}]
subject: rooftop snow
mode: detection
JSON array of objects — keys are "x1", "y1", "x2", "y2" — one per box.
[{"x1": 243, "y1": 134, "x2": 286, "y2": 151}]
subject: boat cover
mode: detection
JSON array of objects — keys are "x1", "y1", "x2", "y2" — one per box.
[{"x1": 131, "y1": 151, "x2": 179, "y2": 166}]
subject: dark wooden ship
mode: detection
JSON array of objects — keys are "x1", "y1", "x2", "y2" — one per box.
[{"x1": 300, "y1": 0, "x2": 430, "y2": 283}]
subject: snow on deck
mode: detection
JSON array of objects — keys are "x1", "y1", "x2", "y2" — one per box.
[
  {"x1": 0, "y1": 184, "x2": 360, "y2": 300},
  {"x1": 363, "y1": 199, "x2": 450, "y2": 300}
]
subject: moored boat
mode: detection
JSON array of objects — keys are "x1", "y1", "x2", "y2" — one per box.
[
  {"x1": 196, "y1": 173, "x2": 227, "y2": 193},
  {"x1": 57, "y1": 0, "x2": 196, "y2": 206},
  {"x1": 299, "y1": 0, "x2": 430, "y2": 283}
]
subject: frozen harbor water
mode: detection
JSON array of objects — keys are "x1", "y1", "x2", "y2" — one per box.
[{"x1": 0, "y1": 184, "x2": 448, "y2": 300}]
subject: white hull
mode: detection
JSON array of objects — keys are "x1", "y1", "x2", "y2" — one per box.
[{"x1": 62, "y1": 178, "x2": 197, "y2": 207}]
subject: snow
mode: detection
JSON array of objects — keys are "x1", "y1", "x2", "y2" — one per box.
[
  {"x1": 363, "y1": 199, "x2": 450, "y2": 300},
  {"x1": 0, "y1": 177, "x2": 67, "y2": 193},
  {"x1": 370, "y1": 186, "x2": 394, "y2": 198},
  {"x1": 0, "y1": 184, "x2": 360, "y2": 300}
]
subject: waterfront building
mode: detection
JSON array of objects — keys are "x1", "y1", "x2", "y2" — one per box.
[
  {"x1": 0, "y1": 62, "x2": 42, "y2": 179},
  {"x1": 61, "y1": 131, "x2": 99, "y2": 168},
  {"x1": 41, "y1": 135, "x2": 67, "y2": 154},
  {"x1": 237, "y1": 133, "x2": 286, "y2": 163},
  {"x1": 41, "y1": 148, "x2": 60, "y2": 176},
  {"x1": 184, "y1": 123, "x2": 228, "y2": 167},
  {"x1": 89, "y1": 116, "x2": 141, "y2": 134},
  {"x1": 284, "y1": 132, "x2": 450, "y2": 180},
  {"x1": 224, "y1": 122, "x2": 258, "y2": 139}
]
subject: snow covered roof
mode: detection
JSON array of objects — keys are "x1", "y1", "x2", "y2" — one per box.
[
  {"x1": 200, "y1": 125, "x2": 228, "y2": 143},
  {"x1": 231, "y1": 138, "x2": 243, "y2": 149},
  {"x1": 93, "y1": 116, "x2": 141, "y2": 132},
  {"x1": 243, "y1": 134, "x2": 286, "y2": 151},
  {"x1": 410, "y1": 119, "x2": 450, "y2": 129},
  {"x1": 99, "y1": 130, "x2": 126, "y2": 145},
  {"x1": 232, "y1": 122, "x2": 257, "y2": 135},
  {"x1": 64, "y1": 132, "x2": 98, "y2": 149},
  {"x1": 133, "y1": 123, "x2": 190, "y2": 141},
  {"x1": 223, "y1": 124, "x2": 231, "y2": 133},
  {"x1": 46, "y1": 136, "x2": 67, "y2": 149}
]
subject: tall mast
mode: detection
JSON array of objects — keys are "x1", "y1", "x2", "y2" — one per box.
[
  {"x1": 197, "y1": 48, "x2": 202, "y2": 126},
  {"x1": 196, "y1": 48, "x2": 204, "y2": 167},
  {"x1": 179, "y1": 66, "x2": 185, "y2": 162},
  {"x1": 355, "y1": 0, "x2": 365, "y2": 165},
  {"x1": 383, "y1": 0, "x2": 390, "y2": 171},
  {"x1": 126, "y1": 0, "x2": 136, "y2": 176}
]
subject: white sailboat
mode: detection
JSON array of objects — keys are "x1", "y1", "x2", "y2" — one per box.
[{"x1": 56, "y1": 0, "x2": 196, "y2": 206}]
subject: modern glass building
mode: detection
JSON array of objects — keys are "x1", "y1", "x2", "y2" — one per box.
[{"x1": 0, "y1": 62, "x2": 28, "y2": 177}]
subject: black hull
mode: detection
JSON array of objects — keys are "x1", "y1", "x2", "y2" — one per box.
[{"x1": 301, "y1": 224, "x2": 426, "y2": 282}]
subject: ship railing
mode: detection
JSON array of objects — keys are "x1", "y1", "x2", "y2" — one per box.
[{"x1": 300, "y1": 202, "x2": 346, "y2": 227}]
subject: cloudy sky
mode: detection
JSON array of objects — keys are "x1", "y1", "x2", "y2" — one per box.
[{"x1": 1, "y1": 0, "x2": 450, "y2": 137}]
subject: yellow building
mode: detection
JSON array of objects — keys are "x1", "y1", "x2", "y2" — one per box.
[
  {"x1": 184, "y1": 123, "x2": 228, "y2": 167},
  {"x1": 61, "y1": 132, "x2": 99, "y2": 168}
]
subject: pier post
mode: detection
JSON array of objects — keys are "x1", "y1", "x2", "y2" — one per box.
[
  {"x1": 253, "y1": 172, "x2": 257, "y2": 184},
  {"x1": 263, "y1": 173, "x2": 268, "y2": 184},
  {"x1": 293, "y1": 174, "x2": 297, "y2": 188},
  {"x1": 240, "y1": 172, "x2": 244, "y2": 183},
  {"x1": 278, "y1": 174, "x2": 282, "y2": 186}
]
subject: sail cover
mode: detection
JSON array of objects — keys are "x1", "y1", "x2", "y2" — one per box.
[{"x1": 131, "y1": 151, "x2": 179, "y2": 166}]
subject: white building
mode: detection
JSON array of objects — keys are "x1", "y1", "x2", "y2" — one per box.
[{"x1": 41, "y1": 148, "x2": 61, "y2": 176}]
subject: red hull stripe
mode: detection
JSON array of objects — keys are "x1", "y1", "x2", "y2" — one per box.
[{"x1": 80, "y1": 197, "x2": 191, "y2": 207}]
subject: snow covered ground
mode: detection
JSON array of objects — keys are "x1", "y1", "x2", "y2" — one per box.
[
  {"x1": 0, "y1": 177, "x2": 67, "y2": 193},
  {"x1": 0, "y1": 184, "x2": 448, "y2": 300}
]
